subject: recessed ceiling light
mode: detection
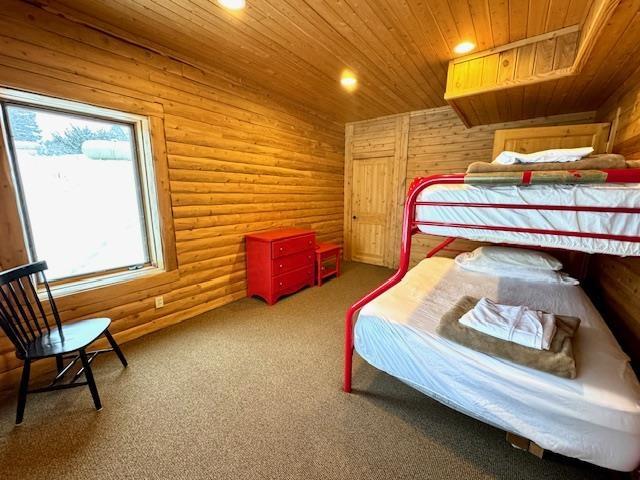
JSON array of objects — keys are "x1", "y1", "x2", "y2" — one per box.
[
  {"x1": 453, "y1": 41, "x2": 476, "y2": 55},
  {"x1": 340, "y1": 70, "x2": 358, "y2": 92},
  {"x1": 218, "y1": 0, "x2": 245, "y2": 10}
]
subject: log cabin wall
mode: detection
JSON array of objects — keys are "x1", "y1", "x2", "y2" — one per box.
[
  {"x1": 0, "y1": 2, "x2": 344, "y2": 393},
  {"x1": 589, "y1": 67, "x2": 640, "y2": 364},
  {"x1": 345, "y1": 107, "x2": 597, "y2": 268}
]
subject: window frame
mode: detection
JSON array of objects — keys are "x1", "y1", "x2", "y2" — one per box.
[{"x1": 0, "y1": 88, "x2": 172, "y2": 295}]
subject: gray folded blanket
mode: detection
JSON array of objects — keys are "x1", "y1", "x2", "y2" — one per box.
[{"x1": 436, "y1": 296, "x2": 580, "y2": 379}]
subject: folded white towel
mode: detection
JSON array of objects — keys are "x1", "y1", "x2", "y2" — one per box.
[
  {"x1": 459, "y1": 297, "x2": 557, "y2": 350},
  {"x1": 493, "y1": 147, "x2": 594, "y2": 165}
]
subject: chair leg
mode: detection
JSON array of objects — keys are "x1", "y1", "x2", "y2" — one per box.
[
  {"x1": 104, "y1": 329, "x2": 128, "y2": 367},
  {"x1": 55, "y1": 354, "x2": 64, "y2": 374},
  {"x1": 16, "y1": 359, "x2": 30, "y2": 425},
  {"x1": 79, "y1": 349, "x2": 102, "y2": 411}
]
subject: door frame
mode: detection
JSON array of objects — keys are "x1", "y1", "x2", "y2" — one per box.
[{"x1": 343, "y1": 114, "x2": 409, "y2": 268}]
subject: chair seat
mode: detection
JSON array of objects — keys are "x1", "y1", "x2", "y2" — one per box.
[{"x1": 23, "y1": 318, "x2": 112, "y2": 359}]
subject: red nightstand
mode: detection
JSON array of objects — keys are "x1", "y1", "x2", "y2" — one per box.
[{"x1": 315, "y1": 243, "x2": 342, "y2": 286}]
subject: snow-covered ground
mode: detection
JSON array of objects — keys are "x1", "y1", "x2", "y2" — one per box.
[{"x1": 15, "y1": 151, "x2": 148, "y2": 280}]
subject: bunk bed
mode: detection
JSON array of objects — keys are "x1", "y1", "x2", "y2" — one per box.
[{"x1": 343, "y1": 167, "x2": 640, "y2": 472}]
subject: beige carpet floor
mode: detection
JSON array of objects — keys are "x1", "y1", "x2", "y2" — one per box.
[{"x1": 0, "y1": 262, "x2": 620, "y2": 479}]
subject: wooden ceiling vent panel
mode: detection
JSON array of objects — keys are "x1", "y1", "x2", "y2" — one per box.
[
  {"x1": 445, "y1": 0, "x2": 621, "y2": 127},
  {"x1": 446, "y1": 27, "x2": 579, "y2": 100}
]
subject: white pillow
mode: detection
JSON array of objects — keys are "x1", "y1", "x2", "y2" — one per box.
[
  {"x1": 455, "y1": 246, "x2": 563, "y2": 271},
  {"x1": 493, "y1": 147, "x2": 594, "y2": 165},
  {"x1": 455, "y1": 247, "x2": 579, "y2": 285},
  {"x1": 456, "y1": 262, "x2": 579, "y2": 285}
]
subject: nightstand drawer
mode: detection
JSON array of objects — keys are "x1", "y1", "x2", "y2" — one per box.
[
  {"x1": 273, "y1": 265, "x2": 314, "y2": 294},
  {"x1": 272, "y1": 234, "x2": 315, "y2": 259},
  {"x1": 272, "y1": 250, "x2": 314, "y2": 275}
]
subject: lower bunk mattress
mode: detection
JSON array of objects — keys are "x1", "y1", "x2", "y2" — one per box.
[
  {"x1": 354, "y1": 257, "x2": 640, "y2": 471},
  {"x1": 416, "y1": 183, "x2": 640, "y2": 256}
]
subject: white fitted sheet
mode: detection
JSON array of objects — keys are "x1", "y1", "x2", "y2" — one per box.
[
  {"x1": 416, "y1": 183, "x2": 640, "y2": 256},
  {"x1": 355, "y1": 257, "x2": 640, "y2": 471}
]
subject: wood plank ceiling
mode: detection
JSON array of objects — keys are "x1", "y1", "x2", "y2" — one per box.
[{"x1": 23, "y1": 0, "x2": 640, "y2": 123}]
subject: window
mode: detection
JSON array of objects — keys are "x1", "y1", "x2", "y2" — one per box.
[{"x1": 0, "y1": 89, "x2": 167, "y2": 288}]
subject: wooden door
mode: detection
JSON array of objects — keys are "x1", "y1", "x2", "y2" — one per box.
[
  {"x1": 344, "y1": 116, "x2": 409, "y2": 267},
  {"x1": 350, "y1": 158, "x2": 392, "y2": 265}
]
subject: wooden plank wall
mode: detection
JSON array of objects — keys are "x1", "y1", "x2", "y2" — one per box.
[
  {"x1": 0, "y1": 2, "x2": 344, "y2": 393},
  {"x1": 589, "y1": 67, "x2": 640, "y2": 364},
  {"x1": 347, "y1": 107, "x2": 597, "y2": 268}
]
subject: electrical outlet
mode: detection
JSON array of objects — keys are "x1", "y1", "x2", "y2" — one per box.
[{"x1": 155, "y1": 296, "x2": 164, "y2": 309}]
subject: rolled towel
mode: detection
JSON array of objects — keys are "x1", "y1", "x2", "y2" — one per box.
[
  {"x1": 493, "y1": 147, "x2": 594, "y2": 165},
  {"x1": 459, "y1": 297, "x2": 556, "y2": 350}
]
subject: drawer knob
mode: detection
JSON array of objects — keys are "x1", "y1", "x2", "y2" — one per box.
[
  {"x1": 279, "y1": 247, "x2": 284, "y2": 252},
  {"x1": 279, "y1": 264, "x2": 283, "y2": 268},
  {"x1": 279, "y1": 282, "x2": 283, "y2": 286},
  {"x1": 308, "y1": 240, "x2": 312, "y2": 244}
]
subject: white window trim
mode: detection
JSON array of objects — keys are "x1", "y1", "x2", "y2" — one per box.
[{"x1": 0, "y1": 88, "x2": 167, "y2": 295}]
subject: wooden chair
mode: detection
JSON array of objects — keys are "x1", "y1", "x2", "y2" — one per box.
[{"x1": 0, "y1": 261, "x2": 128, "y2": 424}]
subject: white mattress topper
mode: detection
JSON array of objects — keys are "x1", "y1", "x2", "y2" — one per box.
[{"x1": 415, "y1": 183, "x2": 640, "y2": 256}]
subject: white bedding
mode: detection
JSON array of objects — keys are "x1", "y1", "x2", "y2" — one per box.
[
  {"x1": 416, "y1": 183, "x2": 640, "y2": 256},
  {"x1": 355, "y1": 257, "x2": 640, "y2": 471},
  {"x1": 493, "y1": 147, "x2": 594, "y2": 164}
]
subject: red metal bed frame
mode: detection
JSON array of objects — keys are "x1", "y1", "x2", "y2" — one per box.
[{"x1": 343, "y1": 168, "x2": 640, "y2": 393}]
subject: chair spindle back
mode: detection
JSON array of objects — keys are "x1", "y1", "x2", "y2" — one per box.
[{"x1": 0, "y1": 261, "x2": 62, "y2": 357}]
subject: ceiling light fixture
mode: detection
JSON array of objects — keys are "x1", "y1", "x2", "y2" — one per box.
[
  {"x1": 453, "y1": 41, "x2": 476, "y2": 55},
  {"x1": 218, "y1": 0, "x2": 245, "y2": 10},
  {"x1": 340, "y1": 70, "x2": 358, "y2": 92}
]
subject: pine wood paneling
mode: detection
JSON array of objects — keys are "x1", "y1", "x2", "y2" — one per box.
[
  {"x1": 449, "y1": 0, "x2": 640, "y2": 126},
  {"x1": 445, "y1": 1, "x2": 624, "y2": 126},
  {"x1": 589, "y1": 72, "x2": 640, "y2": 364},
  {"x1": 33, "y1": 0, "x2": 600, "y2": 124},
  {"x1": 445, "y1": 27, "x2": 580, "y2": 103},
  {"x1": 491, "y1": 123, "x2": 610, "y2": 158},
  {"x1": 0, "y1": 1, "x2": 344, "y2": 393}
]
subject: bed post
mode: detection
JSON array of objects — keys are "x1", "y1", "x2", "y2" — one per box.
[
  {"x1": 343, "y1": 174, "x2": 465, "y2": 392},
  {"x1": 342, "y1": 204, "x2": 414, "y2": 392}
]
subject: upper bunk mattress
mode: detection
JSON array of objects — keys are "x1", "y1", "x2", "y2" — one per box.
[
  {"x1": 415, "y1": 183, "x2": 640, "y2": 256},
  {"x1": 355, "y1": 257, "x2": 640, "y2": 471}
]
